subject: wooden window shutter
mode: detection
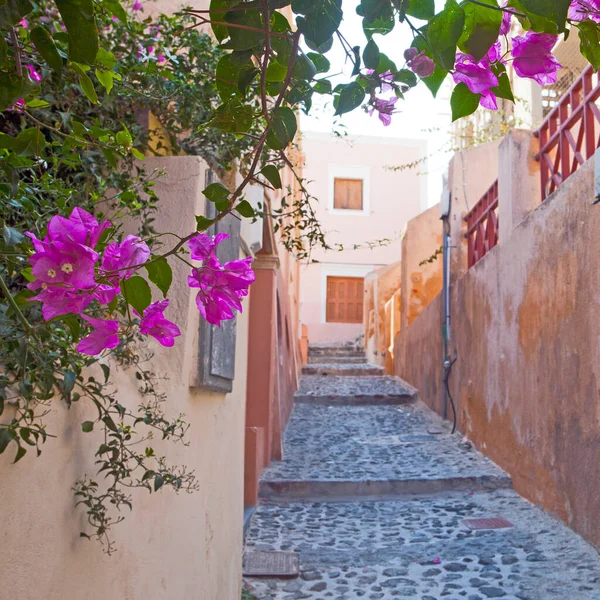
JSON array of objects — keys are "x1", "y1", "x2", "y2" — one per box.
[
  {"x1": 326, "y1": 276, "x2": 364, "y2": 323},
  {"x1": 334, "y1": 178, "x2": 363, "y2": 210}
]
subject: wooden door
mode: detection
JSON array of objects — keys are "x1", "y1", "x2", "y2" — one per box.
[
  {"x1": 333, "y1": 178, "x2": 363, "y2": 210},
  {"x1": 326, "y1": 276, "x2": 364, "y2": 323}
]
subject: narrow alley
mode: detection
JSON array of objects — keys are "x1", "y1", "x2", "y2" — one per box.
[{"x1": 243, "y1": 344, "x2": 600, "y2": 600}]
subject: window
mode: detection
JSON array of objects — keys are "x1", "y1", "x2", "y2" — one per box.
[
  {"x1": 326, "y1": 276, "x2": 364, "y2": 323},
  {"x1": 333, "y1": 178, "x2": 363, "y2": 210}
]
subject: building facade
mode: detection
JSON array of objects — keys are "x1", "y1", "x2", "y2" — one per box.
[{"x1": 299, "y1": 131, "x2": 427, "y2": 343}]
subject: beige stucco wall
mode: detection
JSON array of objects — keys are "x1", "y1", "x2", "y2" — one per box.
[
  {"x1": 300, "y1": 132, "x2": 426, "y2": 343},
  {"x1": 1, "y1": 156, "x2": 248, "y2": 600},
  {"x1": 395, "y1": 135, "x2": 600, "y2": 548}
]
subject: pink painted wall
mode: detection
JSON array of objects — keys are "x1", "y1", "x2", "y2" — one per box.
[{"x1": 300, "y1": 132, "x2": 427, "y2": 343}]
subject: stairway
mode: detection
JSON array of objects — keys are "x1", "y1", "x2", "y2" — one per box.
[{"x1": 244, "y1": 344, "x2": 600, "y2": 600}]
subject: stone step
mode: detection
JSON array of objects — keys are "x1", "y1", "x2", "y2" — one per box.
[
  {"x1": 259, "y1": 403, "x2": 512, "y2": 502},
  {"x1": 307, "y1": 355, "x2": 367, "y2": 364},
  {"x1": 302, "y1": 363, "x2": 384, "y2": 377},
  {"x1": 308, "y1": 346, "x2": 365, "y2": 358},
  {"x1": 294, "y1": 375, "x2": 417, "y2": 405},
  {"x1": 259, "y1": 474, "x2": 513, "y2": 501}
]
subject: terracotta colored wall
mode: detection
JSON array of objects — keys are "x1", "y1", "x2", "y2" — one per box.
[
  {"x1": 300, "y1": 132, "x2": 426, "y2": 343},
  {"x1": 396, "y1": 142, "x2": 600, "y2": 548},
  {"x1": 1, "y1": 156, "x2": 249, "y2": 599}
]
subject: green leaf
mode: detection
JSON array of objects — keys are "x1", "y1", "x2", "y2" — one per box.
[
  {"x1": 96, "y1": 48, "x2": 117, "y2": 69},
  {"x1": 203, "y1": 182, "x2": 230, "y2": 204},
  {"x1": 154, "y1": 474, "x2": 164, "y2": 491},
  {"x1": 55, "y1": 0, "x2": 99, "y2": 64},
  {"x1": 210, "y1": 0, "x2": 239, "y2": 42},
  {"x1": 216, "y1": 53, "x2": 253, "y2": 100},
  {"x1": 81, "y1": 421, "x2": 94, "y2": 433},
  {"x1": 25, "y1": 98, "x2": 51, "y2": 108},
  {"x1": 2, "y1": 224, "x2": 23, "y2": 246},
  {"x1": 196, "y1": 216, "x2": 214, "y2": 231},
  {"x1": 102, "y1": 0, "x2": 127, "y2": 22},
  {"x1": 145, "y1": 258, "x2": 173, "y2": 298},
  {"x1": 0, "y1": 72, "x2": 28, "y2": 111},
  {"x1": 578, "y1": 20, "x2": 600, "y2": 71},
  {"x1": 3, "y1": 127, "x2": 46, "y2": 156},
  {"x1": 77, "y1": 71, "x2": 99, "y2": 104},
  {"x1": 222, "y1": 8, "x2": 264, "y2": 50},
  {"x1": 13, "y1": 444, "x2": 26, "y2": 463},
  {"x1": 422, "y1": 66, "x2": 448, "y2": 97},
  {"x1": 458, "y1": 0, "x2": 502, "y2": 62},
  {"x1": 313, "y1": 78, "x2": 332, "y2": 94},
  {"x1": 427, "y1": 0, "x2": 465, "y2": 70},
  {"x1": 95, "y1": 68, "x2": 114, "y2": 94},
  {"x1": 0, "y1": 36, "x2": 8, "y2": 66},
  {"x1": 361, "y1": 0, "x2": 395, "y2": 37},
  {"x1": 292, "y1": 52, "x2": 317, "y2": 80},
  {"x1": 266, "y1": 106, "x2": 297, "y2": 150},
  {"x1": 451, "y1": 81, "x2": 480, "y2": 121},
  {"x1": 334, "y1": 81, "x2": 365, "y2": 116},
  {"x1": 30, "y1": 26, "x2": 63, "y2": 74},
  {"x1": 509, "y1": 0, "x2": 570, "y2": 33},
  {"x1": 64, "y1": 315, "x2": 81, "y2": 340},
  {"x1": 116, "y1": 126, "x2": 132, "y2": 147},
  {"x1": 363, "y1": 39, "x2": 380, "y2": 69},
  {"x1": 404, "y1": 0, "x2": 434, "y2": 20},
  {"x1": 236, "y1": 200, "x2": 255, "y2": 218},
  {"x1": 394, "y1": 69, "x2": 417, "y2": 87},
  {"x1": 296, "y1": 0, "x2": 343, "y2": 46},
  {"x1": 0, "y1": 0, "x2": 32, "y2": 27},
  {"x1": 211, "y1": 98, "x2": 254, "y2": 133},
  {"x1": 63, "y1": 370, "x2": 76, "y2": 395},
  {"x1": 131, "y1": 147, "x2": 144, "y2": 160},
  {"x1": 120, "y1": 276, "x2": 152, "y2": 315},
  {"x1": 266, "y1": 59, "x2": 288, "y2": 82},
  {"x1": 375, "y1": 52, "x2": 397, "y2": 75},
  {"x1": 307, "y1": 52, "x2": 330, "y2": 73},
  {"x1": 100, "y1": 364, "x2": 110, "y2": 383},
  {"x1": 0, "y1": 428, "x2": 14, "y2": 454},
  {"x1": 489, "y1": 62, "x2": 514, "y2": 102},
  {"x1": 102, "y1": 415, "x2": 118, "y2": 432},
  {"x1": 260, "y1": 164, "x2": 282, "y2": 189},
  {"x1": 305, "y1": 36, "x2": 334, "y2": 54}
]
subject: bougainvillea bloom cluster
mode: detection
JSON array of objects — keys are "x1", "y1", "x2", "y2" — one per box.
[
  {"x1": 25, "y1": 208, "x2": 254, "y2": 356},
  {"x1": 187, "y1": 233, "x2": 255, "y2": 326}
]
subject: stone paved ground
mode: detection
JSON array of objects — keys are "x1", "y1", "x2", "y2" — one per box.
[{"x1": 244, "y1": 346, "x2": 600, "y2": 600}]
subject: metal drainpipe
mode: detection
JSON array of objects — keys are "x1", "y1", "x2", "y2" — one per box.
[{"x1": 441, "y1": 218, "x2": 451, "y2": 420}]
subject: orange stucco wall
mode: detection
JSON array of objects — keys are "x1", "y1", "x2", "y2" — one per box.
[{"x1": 395, "y1": 142, "x2": 600, "y2": 549}]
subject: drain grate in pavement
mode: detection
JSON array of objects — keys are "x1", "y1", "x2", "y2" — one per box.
[
  {"x1": 243, "y1": 550, "x2": 299, "y2": 578},
  {"x1": 463, "y1": 517, "x2": 514, "y2": 530}
]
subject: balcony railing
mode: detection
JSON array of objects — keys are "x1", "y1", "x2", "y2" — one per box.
[
  {"x1": 464, "y1": 179, "x2": 499, "y2": 269},
  {"x1": 536, "y1": 66, "x2": 600, "y2": 202}
]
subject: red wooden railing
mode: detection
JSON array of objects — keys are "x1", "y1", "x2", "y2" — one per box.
[
  {"x1": 464, "y1": 179, "x2": 499, "y2": 268},
  {"x1": 536, "y1": 66, "x2": 600, "y2": 201}
]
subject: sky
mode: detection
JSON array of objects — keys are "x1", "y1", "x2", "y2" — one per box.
[{"x1": 299, "y1": 1, "x2": 454, "y2": 209}]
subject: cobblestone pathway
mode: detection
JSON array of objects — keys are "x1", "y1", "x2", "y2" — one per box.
[{"x1": 244, "y1": 345, "x2": 600, "y2": 600}]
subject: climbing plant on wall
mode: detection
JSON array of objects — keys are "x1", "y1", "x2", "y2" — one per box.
[{"x1": 0, "y1": 0, "x2": 598, "y2": 552}]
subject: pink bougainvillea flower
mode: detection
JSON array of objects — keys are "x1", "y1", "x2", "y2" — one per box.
[
  {"x1": 138, "y1": 300, "x2": 181, "y2": 347},
  {"x1": 156, "y1": 54, "x2": 167, "y2": 64},
  {"x1": 486, "y1": 40, "x2": 504, "y2": 65},
  {"x1": 453, "y1": 53, "x2": 499, "y2": 110},
  {"x1": 188, "y1": 232, "x2": 229, "y2": 261},
  {"x1": 8, "y1": 98, "x2": 25, "y2": 112},
  {"x1": 101, "y1": 234, "x2": 150, "y2": 283},
  {"x1": 510, "y1": 32, "x2": 561, "y2": 86},
  {"x1": 28, "y1": 239, "x2": 98, "y2": 289},
  {"x1": 499, "y1": 0, "x2": 512, "y2": 34},
  {"x1": 147, "y1": 45, "x2": 154, "y2": 54},
  {"x1": 46, "y1": 207, "x2": 111, "y2": 249},
  {"x1": 568, "y1": 0, "x2": 600, "y2": 22},
  {"x1": 29, "y1": 287, "x2": 92, "y2": 321},
  {"x1": 19, "y1": 18, "x2": 28, "y2": 28},
  {"x1": 77, "y1": 316, "x2": 120, "y2": 356},
  {"x1": 132, "y1": 0, "x2": 143, "y2": 10},
  {"x1": 366, "y1": 69, "x2": 395, "y2": 92},
  {"x1": 25, "y1": 64, "x2": 42, "y2": 83},
  {"x1": 188, "y1": 254, "x2": 255, "y2": 326},
  {"x1": 405, "y1": 49, "x2": 435, "y2": 78},
  {"x1": 92, "y1": 283, "x2": 120, "y2": 305},
  {"x1": 369, "y1": 96, "x2": 399, "y2": 126}
]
